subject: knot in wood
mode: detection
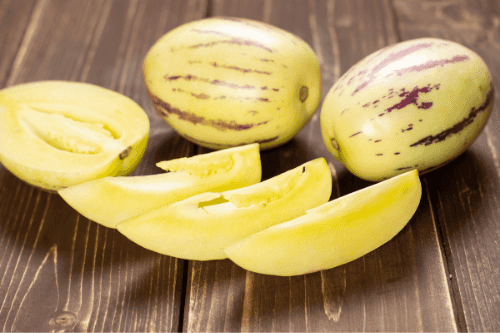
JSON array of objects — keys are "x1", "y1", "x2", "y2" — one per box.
[{"x1": 48, "y1": 311, "x2": 77, "y2": 330}]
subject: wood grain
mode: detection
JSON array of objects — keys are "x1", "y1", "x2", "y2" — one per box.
[
  {"x1": 1, "y1": 0, "x2": 500, "y2": 331},
  {"x1": 0, "y1": 0, "x2": 38, "y2": 87},
  {"x1": 182, "y1": 1, "x2": 457, "y2": 331},
  {"x1": 0, "y1": 0, "x2": 207, "y2": 331},
  {"x1": 393, "y1": 0, "x2": 500, "y2": 331}
]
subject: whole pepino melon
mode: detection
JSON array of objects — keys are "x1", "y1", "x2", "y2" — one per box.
[
  {"x1": 320, "y1": 38, "x2": 494, "y2": 181},
  {"x1": 143, "y1": 17, "x2": 321, "y2": 150}
]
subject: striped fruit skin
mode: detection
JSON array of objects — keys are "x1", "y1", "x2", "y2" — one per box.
[
  {"x1": 143, "y1": 17, "x2": 321, "y2": 150},
  {"x1": 320, "y1": 38, "x2": 494, "y2": 181}
]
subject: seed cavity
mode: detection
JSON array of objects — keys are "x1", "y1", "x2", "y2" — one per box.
[
  {"x1": 20, "y1": 105, "x2": 118, "y2": 154},
  {"x1": 198, "y1": 196, "x2": 234, "y2": 214},
  {"x1": 223, "y1": 165, "x2": 304, "y2": 209},
  {"x1": 157, "y1": 154, "x2": 234, "y2": 178}
]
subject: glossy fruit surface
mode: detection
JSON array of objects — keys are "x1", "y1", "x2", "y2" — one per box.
[
  {"x1": 225, "y1": 170, "x2": 422, "y2": 276},
  {"x1": 320, "y1": 38, "x2": 493, "y2": 181},
  {"x1": 117, "y1": 158, "x2": 332, "y2": 260},
  {"x1": 0, "y1": 81, "x2": 149, "y2": 191},
  {"x1": 59, "y1": 143, "x2": 261, "y2": 228},
  {"x1": 144, "y1": 17, "x2": 321, "y2": 150}
]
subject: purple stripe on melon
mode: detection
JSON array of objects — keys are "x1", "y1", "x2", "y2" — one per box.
[
  {"x1": 254, "y1": 136, "x2": 280, "y2": 144},
  {"x1": 392, "y1": 55, "x2": 470, "y2": 76},
  {"x1": 187, "y1": 59, "x2": 273, "y2": 75},
  {"x1": 149, "y1": 93, "x2": 270, "y2": 131},
  {"x1": 164, "y1": 74, "x2": 256, "y2": 90},
  {"x1": 401, "y1": 124, "x2": 414, "y2": 132},
  {"x1": 351, "y1": 42, "x2": 434, "y2": 96},
  {"x1": 191, "y1": 29, "x2": 227, "y2": 36},
  {"x1": 182, "y1": 133, "x2": 279, "y2": 148},
  {"x1": 151, "y1": 95, "x2": 203, "y2": 124},
  {"x1": 395, "y1": 166, "x2": 416, "y2": 171},
  {"x1": 172, "y1": 87, "x2": 268, "y2": 102},
  {"x1": 210, "y1": 62, "x2": 272, "y2": 75},
  {"x1": 188, "y1": 37, "x2": 273, "y2": 53},
  {"x1": 410, "y1": 87, "x2": 494, "y2": 147},
  {"x1": 332, "y1": 62, "x2": 359, "y2": 93},
  {"x1": 191, "y1": 92, "x2": 210, "y2": 99},
  {"x1": 349, "y1": 131, "x2": 363, "y2": 138},
  {"x1": 189, "y1": 26, "x2": 279, "y2": 53},
  {"x1": 378, "y1": 84, "x2": 440, "y2": 117}
]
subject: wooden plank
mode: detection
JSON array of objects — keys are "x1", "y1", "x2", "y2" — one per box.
[
  {"x1": 393, "y1": 0, "x2": 500, "y2": 331},
  {"x1": 0, "y1": 0, "x2": 208, "y2": 331},
  {"x1": 0, "y1": 0, "x2": 38, "y2": 87},
  {"x1": 182, "y1": 0, "x2": 457, "y2": 331}
]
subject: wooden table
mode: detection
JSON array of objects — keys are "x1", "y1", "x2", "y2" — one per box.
[{"x1": 1, "y1": 0, "x2": 499, "y2": 331}]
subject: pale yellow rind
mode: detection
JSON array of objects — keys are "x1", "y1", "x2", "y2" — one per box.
[
  {"x1": 116, "y1": 158, "x2": 332, "y2": 260},
  {"x1": 59, "y1": 143, "x2": 261, "y2": 228},
  {"x1": 144, "y1": 17, "x2": 321, "y2": 150},
  {"x1": 0, "y1": 81, "x2": 150, "y2": 191},
  {"x1": 320, "y1": 38, "x2": 493, "y2": 181},
  {"x1": 225, "y1": 170, "x2": 422, "y2": 276}
]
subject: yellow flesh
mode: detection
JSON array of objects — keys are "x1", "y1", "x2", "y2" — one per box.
[
  {"x1": 225, "y1": 170, "x2": 422, "y2": 276},
  {"x1": 116, "y1": 158, "x2": 332, "y2": 260},
  {"x1": 0, "y1": 81, "x2": 149, "y2": 190},
  {"x1": 59, "y1": 144, "x2": 261, "y2": 228}
]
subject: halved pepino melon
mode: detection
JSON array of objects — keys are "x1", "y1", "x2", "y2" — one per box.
[{"x1": 0, "y1": 81, "x2": 150, "y2": 191}]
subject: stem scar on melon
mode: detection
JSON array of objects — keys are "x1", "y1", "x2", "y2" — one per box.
[{"x1": 300, "y1": 86, "x2": 308, "y2": 102}]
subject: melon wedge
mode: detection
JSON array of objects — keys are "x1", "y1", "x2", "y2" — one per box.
[
  {"x1": 225, "y1": 170, "x2": 422, "y2": 276},
  {"x1": 117, "y1": 158, "x2": 332, "y2": 260},
  {"x1": 59, "y1": 143, "x2": 261, "y2": 228}
]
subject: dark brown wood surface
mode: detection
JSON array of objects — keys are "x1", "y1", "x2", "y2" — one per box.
[{"x1": 0, "y1": 0, "x2": 498, "y2": 332}]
